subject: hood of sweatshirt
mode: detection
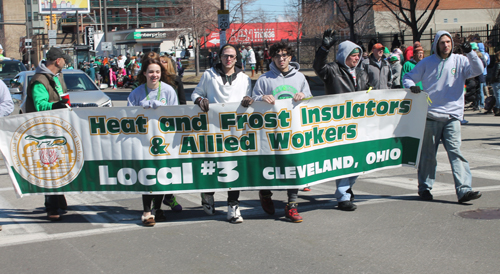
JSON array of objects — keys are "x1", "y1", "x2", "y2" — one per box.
[
  {"x1": 431, "y1": 30, "x2": 453, "y2": 57},
  {"x1": 35, "y1": 60, "x2": 55, "y2": 76},
  {"x1": 269, "y1": 61, "x2": 300, "y2": 77},
  {"x1": 336, "y1": 41, "x2": 363, "y2": 69}
]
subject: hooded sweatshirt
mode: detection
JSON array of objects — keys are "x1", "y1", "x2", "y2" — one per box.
[
  {"x1": 191, "y1": 65, "x2": 251, "y2": 103},
  {"x1": 402, "y1": 30, "x2": 484, "y2": 120},
  {"x1": 252, "y1": 61, "x2": 312, "y2": 101}
]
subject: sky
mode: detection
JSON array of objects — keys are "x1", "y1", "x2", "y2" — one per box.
[{"x1": 228, "y1": 0, "x2": 291, "y2": 22}]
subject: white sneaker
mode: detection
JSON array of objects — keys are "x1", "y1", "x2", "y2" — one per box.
[
  {"x1": 201, "y1": 193, "x2": 215, "y2": 215},
  {"x1": 227, "y1": 203, "x2": 243, "y2": 224}
]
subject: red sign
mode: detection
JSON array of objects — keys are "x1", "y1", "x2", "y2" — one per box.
[{"x1": 203, "y1": 22, "x2": 301, "y2": 47}]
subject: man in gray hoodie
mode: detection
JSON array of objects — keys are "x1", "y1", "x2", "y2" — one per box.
[
  {"x1": 241, "y1": 41, "x2": 311, "y2": 222},
  {"x1": 313, "y1": 29, "x2": 369, "y2": 211},
  {"x1": 403, "y1": 31, "x2": 484, "y2": 203}
]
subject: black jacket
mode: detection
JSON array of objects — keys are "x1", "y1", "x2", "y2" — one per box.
[
  {"x1": 313, "y1": 48, "x2": 369, "y2": 94},
  {"x1": 492, "y1": 62, "x2": 500, "y2": 83}
]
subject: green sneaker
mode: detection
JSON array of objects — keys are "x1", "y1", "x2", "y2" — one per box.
[{"x1": 163, "y1": 195, "x2": 183, "y2": 212}]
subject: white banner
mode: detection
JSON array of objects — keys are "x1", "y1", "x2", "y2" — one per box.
[{"x1": 0, "y1": 90, "x2": 428, "y2": 197}]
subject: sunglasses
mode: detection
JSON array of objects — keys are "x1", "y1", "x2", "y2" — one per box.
[
  {"x1": 273, "y1": 53, "x2": 290, "y2": 59},
  {"x1": 222, "y1": 54, "x2": 237, "y2": 59}
]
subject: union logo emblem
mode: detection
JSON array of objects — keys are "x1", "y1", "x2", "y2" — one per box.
[{"x1": 10, "y1": 116, "x2": 84, "y2": 188}]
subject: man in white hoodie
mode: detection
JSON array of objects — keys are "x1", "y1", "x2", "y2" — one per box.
[
  {"x1": 191, "y1": 44, "x2": 251, "y2": 223},
  {"x1": 241, "y1": 41, "x2": 312, "y2": 222},
  {"x1": 403, "y1": 31, "x2": 484, "y2": 203}
]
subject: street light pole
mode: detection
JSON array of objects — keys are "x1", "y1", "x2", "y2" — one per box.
[
  {"x1": 103, "y1": 0, "x2": 107, "y2": 42},
  {"x1": 126, "y1": 6, "x2": 129, "y2": 29}
]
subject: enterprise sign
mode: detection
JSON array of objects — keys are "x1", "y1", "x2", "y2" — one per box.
[{"x1": 126, "y1": 32, "x2": 168, "y2": 40}]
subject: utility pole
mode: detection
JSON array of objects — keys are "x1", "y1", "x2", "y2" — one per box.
[
  {"x1": 50, "y1": 1, "x2": 53, "y2": 30},
  {"x1": 220, "y1": 0, "x2": 227, "y2": 48},
  {"x1": 126, "y1": 6, "x2": 129, "y2": 29},
  {"x1": 25, "y1": 1, "x2": 31, "y2": 68},
  {"x1": 76, "y1": 10, "x2": 80, "y2": 45},
  {"x1": 99, "y1": 0, "x2": 103, "y2": 31},
  {"x1": 103, "y1": 0, "x2": 108, "y2": 42},
  {"x1": 136, "y1": 3, "x2": 139, "y2": 28}
]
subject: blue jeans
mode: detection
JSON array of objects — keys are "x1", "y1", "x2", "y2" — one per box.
[
  {"x1": 492, "y1": 82, "x2": 500, "y2": 108},
  {"x1": 418, "y1": 119, "x2": 472, "y2": 199},
  {"x1": 477, "y1": 82, "x2": 486, "y2": 109},
  {"x1": 335, "y1": 176, "x2": 358, "y2": 202}
]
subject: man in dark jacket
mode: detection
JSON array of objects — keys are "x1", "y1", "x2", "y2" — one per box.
[
  {"x1": 313, "y1": 29, "x2": 370, "y2": 211},
  {"x1": 313, "y1": 30, "x2": 369, "y2": 94},
  {"x1": 362, "y1": 43, "x2": 392, "y2": 89},
  {"x1": 26, "y1": 47, "x2": 71, "y2": 221}
]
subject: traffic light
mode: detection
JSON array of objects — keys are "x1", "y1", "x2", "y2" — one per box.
[
  {"x1": 52, "y1": 14, "x2": 57, "y2": 24},
  {"x1": 45, "y1": 16, "x2": 50, "y2": 26}
]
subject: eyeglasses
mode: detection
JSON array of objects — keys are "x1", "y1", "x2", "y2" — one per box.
[
  {"x1": 273, "y1": 53, "x2": 289, "y2": 59},
  {"x1": 222, "y1": 54, "x2": 237, "y2": 59}
]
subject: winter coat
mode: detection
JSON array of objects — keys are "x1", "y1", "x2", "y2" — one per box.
[{"x1": 361, "y1": 54, "x2": 392, "y2": 89}]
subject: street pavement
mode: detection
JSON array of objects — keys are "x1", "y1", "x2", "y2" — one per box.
[{"x1": 1, "y1": 74, "x2": 500, "y2": 273}]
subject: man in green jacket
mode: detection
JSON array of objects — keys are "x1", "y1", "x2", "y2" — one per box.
[
  {"x1": 400, "y1": 43, "x2": 424, "y2": 89},
  {"x1": 26, "y1": 47, "x2": 71, "y2": 221}
]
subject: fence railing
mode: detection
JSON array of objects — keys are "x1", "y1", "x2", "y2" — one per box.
[{"x1": 288, "y1": 24, "x2": 500, "y2": 68}]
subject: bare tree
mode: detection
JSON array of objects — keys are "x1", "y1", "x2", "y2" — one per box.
[
  {"x1": 177, "y1": 0, "x2": 219, "y2": 76},
  {"x1": 224, "y1": 0, "x2": 259, "y2": 45},
  {"x1": 301, "y1": 1, "x2": 334, "y2": 39},
  {"x1": 285, "y1": 0, "x2": 305, "y2": 62},
  {"x1": 379, "y1": 0, "x2": 440, "y2": 42},
  {"x1": 331, "y1": 0, "x2": 379, "y2": 41}
]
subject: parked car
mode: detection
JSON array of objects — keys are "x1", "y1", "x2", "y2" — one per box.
[
  {"x1": 0, "y1": 58, "x2": 27, "y2": 86},
  {"x1": 10, "y1": 69, "x2": 113, "y2": 114}
]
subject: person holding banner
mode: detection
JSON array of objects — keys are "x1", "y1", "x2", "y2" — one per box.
[
  {"x1": 313, "y1": 30, "x2": 370, "y2": 211},
  {"x1": 241, "y1": 41, "x2": 312, "y2": 222},
  {"x1": 25, "y1": 47, "x2": 72, "y2": 221},
  {"x1": 191, "y1": 44, "x2": 251, "y2": 223},
  {"x1": 402, "y1": 31, "x2": 484, "y2": 203},
  {"x1": 127, "y1": 52, "x2": 180, "y2": 226}
]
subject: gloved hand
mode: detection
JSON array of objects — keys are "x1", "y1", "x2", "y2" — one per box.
[
  {"x1": 241, "y1": 96, "x2": 254, "y2": 107},
  {"x1": 140, "y1": 100, "x2": 152, "y2": 109},
  {"x1": 461, "y1": 42, "x2": 472, "y2": 54},
  {"x1": 150, "y1": 100, "x2": 164, "y2": 109},
  {"x1": 322, "y1": 29, "x2": 337, "y2": 50},
  {"x1": 194, "y1": 97, "x2": 210, "y2": 112},
  {"x1": 52, "y1": 98, "x2": 69, "y2": 109},
  {"x1": 410, "y1": 86, "x2": 422, "y2": 94}
]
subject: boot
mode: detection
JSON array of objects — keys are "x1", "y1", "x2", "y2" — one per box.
[{"x1": 494, "y1": 107, "x2": 500, "y2": 116}]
